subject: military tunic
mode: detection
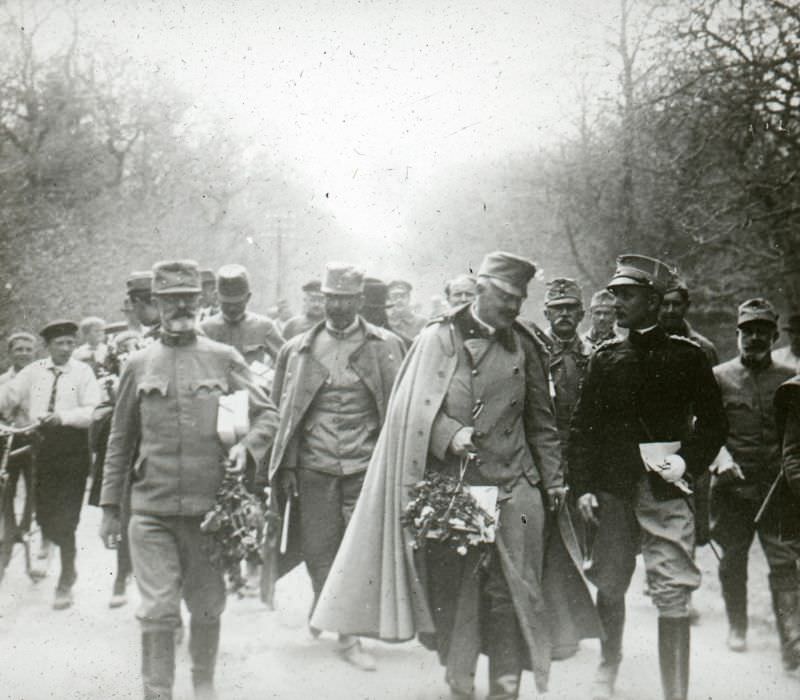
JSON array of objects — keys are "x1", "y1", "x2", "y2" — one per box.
[
  {"x1": 569, "y1": 327, "x2": 726, "y2": 615},
  {"x1": 101, "y1": 334, "x2": 278, "y2": 629},
  {"x1": 200, "y1": 310, "x2": 285, "y2": 365}
]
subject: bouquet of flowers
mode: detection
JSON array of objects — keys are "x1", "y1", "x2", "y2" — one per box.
[
  {"x1": 200, "y1": 464, "x2": 265, "y2": 594},
  {"x1": 401, "y1": 471, "x2": 496, "y2": 555}
]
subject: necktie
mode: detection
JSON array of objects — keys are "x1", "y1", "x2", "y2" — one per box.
[{"x1": 47, "y1": 367, "x2": 63, "y2": 412}]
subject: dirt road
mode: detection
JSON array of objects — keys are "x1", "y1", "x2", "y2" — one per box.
[{"x1": 1, "y1": 506, "x2": 798, "y2": 699}]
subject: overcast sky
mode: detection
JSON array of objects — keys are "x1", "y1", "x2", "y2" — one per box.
[{"x1": 70, "y1": 1, "x2": 621, "y2": 244}]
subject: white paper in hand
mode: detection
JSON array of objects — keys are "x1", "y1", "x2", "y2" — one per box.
[
  {"x1": 639, "y1": 441, "x2": 692, "y2": 495},
  {"x1": 217, "y1": 389, "x2": 250, "y2": 447}
]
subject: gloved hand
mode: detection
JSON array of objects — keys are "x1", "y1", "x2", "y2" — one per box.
[
  {"x1": 577, "y1": 493, "x2": 599, "y2": 525},
  {"x1": 655, "y1": 454, "x2": 686, "y2": 483},
  {"x1": 449, "y1": 426, "x2": 477, "y2": 457}
]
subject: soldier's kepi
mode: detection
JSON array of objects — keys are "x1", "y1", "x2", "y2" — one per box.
[
  {"x1": 569, "y1": 254, "x2": 726, "y2": 700},
  {"x1": 99, "y1": 259, "x2": 279, "y2": 700}
]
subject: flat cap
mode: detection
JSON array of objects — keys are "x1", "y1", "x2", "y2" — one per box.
[
  {"x1": 40, "y1": 319, "x2": 78, "y2": 342},
  {"x1": 200, "y1": 268, "x2": 216, "y2": 284},
  {"x1": 301, "y1": 280, "x2": 322, "y2": 294},
  {"x1": 7, "y1": 331, "x2": 36, "y2": 349},
  {"x1": 363, "y1": 277, "x2": 389, "y2": 309},
  {"x1": 477, "y1": 251, "x2": 537, "y2": 298},
  {"x1": 607, "y1": 254, "x2": 676, "y2": 296},
  {"x1": 103, "y1": 321, "x2": 129, "y2": 335},
  {"x1": 126, "y1": 271, "x2": 152, "y2": 295},
  {"x1": 589, "y1": 289, "x2": 616, "y2": 309},
  {"x1": 152, "y1": 260, "x2": 201, "y2": 296},
  {"x1": 216, "y1": 264, "x2": 251, "y2": 302},
  {"x1": 321, "y1": 263, "x2": 365, "y2": 296},
  {"x1": 737, "y1": 298, "x2": 778, "y2": 328},
  {"x1": 784, "y1": 313, "x2": 800, "y2": 332},
  {"x1": 387, "y1": 279, "x2": 413, "y2": 294},
  {"x1": 665, "y1": 273, "x2": 689, "y2": 296},
  {"x1": 545, "y1": 277, "x2": 583, "y2": 307}
]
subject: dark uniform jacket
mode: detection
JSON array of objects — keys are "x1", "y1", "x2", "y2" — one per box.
[
  {"x1": 200, "y1": 310, "x2": 285, "y2": 365},
  {"x1": 674, "y1": 320, "x2": 718, "y2": 367},
  {"x1": 101, "y1": 335, "x2": 279, "y2": 516},
  {"x1": 569, "y1": 326, "x2": 727, "y2": 501},
  {"x1": 768, "y1": 378, "x2": 800, "y2": 538},
  {"x1": 266, "y1": 318, "x2": 405, "y2": 483}
]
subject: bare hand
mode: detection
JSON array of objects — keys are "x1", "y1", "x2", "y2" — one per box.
[
  {"x1": 275, "y1": 470, "x2": 298, "y2": 498},
  {"x1": 99, "y1": 507, "x2": 122, "y2": 550},
  {"x1": 226, "y1": 442, "x2": 248, "y2": 474},
  {"x1": 40, "y1": 413, "x2": 62, "y2": 427},
  {"x1": 577, "y1": 493, "x2": 599, "y2": 525},
  {"x1": 546, "y1": 486, "x2": 568, "y2": 512},
  {"x1": 449, "y1": 426, "x2": 477, "y2": 457}
]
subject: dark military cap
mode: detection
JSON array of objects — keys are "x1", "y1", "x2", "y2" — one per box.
[
  {"x1": 200, "y1": 268, "x2": 216, "y2": 285},
  {"x1": 216, "y1": 264, "x2": 251, "y2": 302},
  {"x1": 126, "y1": 271, "x2": 152, "y2": 295},
  {"x1": 363, "y1": 277, "x2": 389, "y2": 309},
  {"x1": 387, "y1": 279, "x2": 413, "y2": 294},
  {"x1": 545, "y1": 277, "x2": 583, "y2": 307},
  {"x1": 589, "y1": 289, "x2": 615, "y2": 310},
  {"x1": 477, "y1": 251, "x2": 537, "y2": 298},
  {"x1": 301, "y1": 280, "x2": 322, "y2": 294},
  {"x1": 40, "y1": 319, "x2": 78, "y2": 342},
  {"x1": 737, "y1": 298, "x2": 778, "y2": 328},
  {"x1": 607, "y1": 254, "x2": 676, "y2": 296},
  {"x1": 152, "y1": 260, "x2": 201, "y2": 296},
  {"x1": 784, "y1": 313, "x2": 800, "y2": 332},
  {"x1": 322, "y1": 263, "x2": 365, "y2": 296}
]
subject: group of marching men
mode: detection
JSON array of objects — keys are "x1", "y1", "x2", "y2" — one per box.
[{"x1": 1, "y1": 251, "x2": 800, "y2": 700}]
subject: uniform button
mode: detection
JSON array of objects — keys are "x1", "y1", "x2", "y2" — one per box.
[
  {"x1": 474, "y1": 430, "x2": 485, "y2": 439},
  {"x1": 504, "y1": 427, "x2": 512, "y2": 436},
  {"x1": 471, "y1": 369, "x2": 479, "y2": 376},
  {"x1": 437, "y1": 371, "x2": 445, "y2": 378},
  {"x1": 513, "y1": 366, "x2": 520, "y2": 374},
  {"x1": 510, "y1": 399, "x2": 518, "y2": 406},
  {"x1": 417, "y1": 430, "x2": 424, "y2": 437},
  {"x1": 424, "y1": 398, "x2": 431, "y2": 405}
]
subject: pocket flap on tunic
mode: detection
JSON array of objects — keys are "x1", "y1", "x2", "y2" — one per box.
[
  {"x1": 137, "y1": 378, "x2": 169, "y2": 396},
  {"x1": 190, "y1": 377, "x2": 229, "y2": 394}
]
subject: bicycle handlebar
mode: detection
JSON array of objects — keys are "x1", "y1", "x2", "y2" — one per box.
[{"x1": 0, "y1": 421, "x2": 40, "y2": 437}]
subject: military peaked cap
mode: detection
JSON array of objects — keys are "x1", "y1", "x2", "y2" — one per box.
[
  {"x1": 152, "y1": 260, "x2": 201, "y2": 296},
  {"x1": 216, "y1": 264, "x2": 251, "y2": 302},
  {"x1": 545, "y1": 277, "x2": 583, "y2": 307},
  {"x1": 40, "y1": 319, "x2": 78, "y2": 342},
  {"x1": 737, "y1": 298, "x2": 778, "y2": 328},
  {"x1": 322, "y1": 263, "x2": 365, "y2": 295},
  {"x1": 607, "y1": 254, "x2": 675, "y2": 296}
]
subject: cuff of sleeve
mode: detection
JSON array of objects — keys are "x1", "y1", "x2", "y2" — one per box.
[{"x1": 430, "y1": 416, "x2": 463, "y2": 462}]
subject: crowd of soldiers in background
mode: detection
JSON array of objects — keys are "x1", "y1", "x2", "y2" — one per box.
[{"x1": 1, "y1": 255, "x2": 800, "y2": 700}]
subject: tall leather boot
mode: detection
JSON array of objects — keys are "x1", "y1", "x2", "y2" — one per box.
[
  {"x1": 142, "y1": 629, "x2": 175, "y2": 700},
  {"x1": 486, "y1": 614, "x2": 523, "y2": 700},
  {"x1": 591, "y1": 594, "x2": 625, "y2": 700},
  {"x1": 721, "y1": 580, "x2": 747, "y2": 651},
  {"x1": 189, "y1": 618, "x2": 220, "y2": 700},
  {"x1": 658, "y1": 617, "x2": 689, "y2": 700},
  {"x1": 770, "y1": 587, "x2": 800, "y2": 671}
]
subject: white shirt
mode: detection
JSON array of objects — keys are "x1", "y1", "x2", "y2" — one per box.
[
  {"x1": 73, "y1": 342, "x2": 108, "y2": 367},
  {"x1": 0, "y1": 357, "x2": 101, "y2": 429}
]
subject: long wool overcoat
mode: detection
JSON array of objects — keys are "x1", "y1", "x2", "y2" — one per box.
[{"x1": 310, "y1": 312, "x2": 600, "y2": 691}]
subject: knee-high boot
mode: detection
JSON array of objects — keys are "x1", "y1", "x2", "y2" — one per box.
[
  {"x1": 770, "y1": 587, "x2": 800, "y2": 671},
  {"x1": 142, "y1": 629, "x2": 175, "y2": 700},
  {"x1": 658, "y1": 617, "x2": 690, "y2": 700},
  {"x1": 189, "y1": 618, "x2": 220, "y2": 700},
  {"x1": 591, "y1": 594, "x2": 625, "y2": 700}
]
